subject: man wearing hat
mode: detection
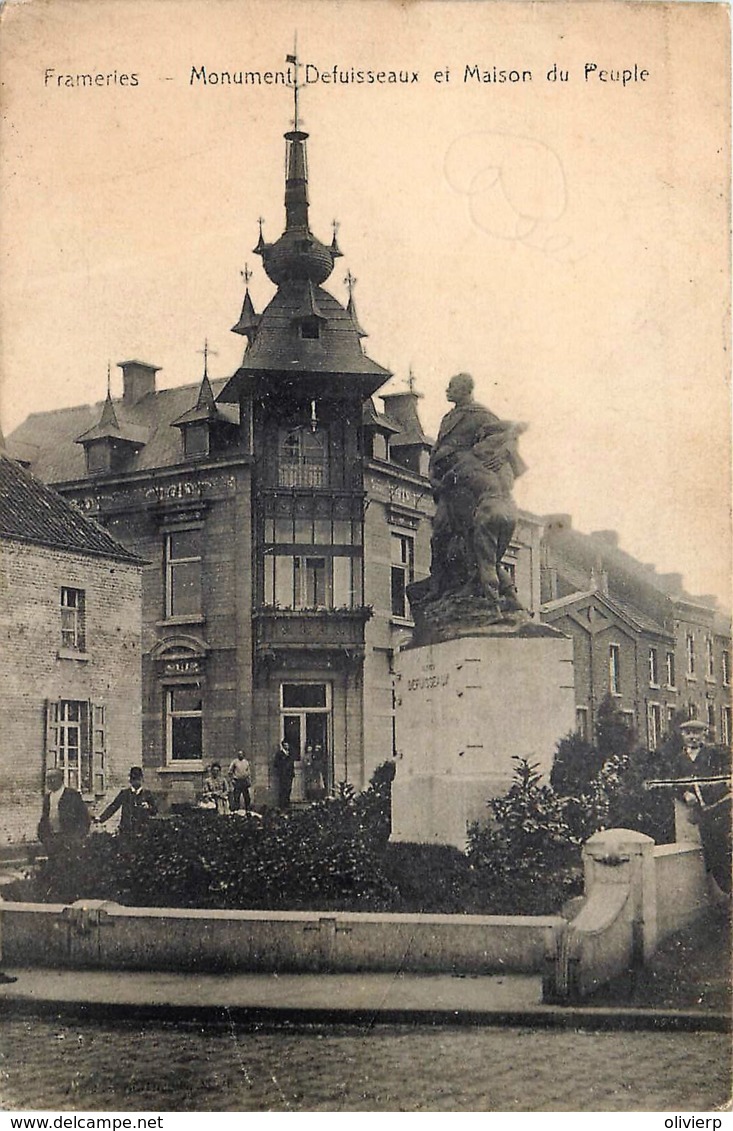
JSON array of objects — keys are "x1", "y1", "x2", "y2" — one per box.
[
  {"x1": 95, "y1": 767, "x2": 158, "y2": 837},
  {"x1": 675, "y1": 720, "x2": 731, "y2": 895}
]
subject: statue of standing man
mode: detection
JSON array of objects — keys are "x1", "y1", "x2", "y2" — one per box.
[{"x1": 413, "y1": 373, "x2": 528, "y2": 616}]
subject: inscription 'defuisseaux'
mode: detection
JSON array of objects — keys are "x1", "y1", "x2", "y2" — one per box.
[{"x1": 406, "y1": 673, "x2": 450, "y2": 692}]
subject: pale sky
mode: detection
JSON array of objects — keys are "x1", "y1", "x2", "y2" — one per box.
[{"x1": 1, "y1": 0, "x2": 730, "y2": 603}]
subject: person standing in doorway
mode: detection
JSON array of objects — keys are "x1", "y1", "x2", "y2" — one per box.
[{"x1": 274, "y1": 740, "x2": 296, "y2": 809}]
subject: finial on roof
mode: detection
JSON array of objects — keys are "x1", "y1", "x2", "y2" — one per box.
[
  {"x1": 330, "y1": 220, "x2": 343, "y2": 258},
  {"x1": 254, "y1": 217, "x2": 267, "y2": 255},
  {"x1": 197, "y1": 338, "x2": 218, "y2": 381},
  {"x1": 106, "y1": 361, "x2": 112, "y2": 398},
  {"x1": 241, "y1": 263, "x2": 253, "y2": 286},
  {"x1": 286, "y1": 35, "x2": 302, "y2": 132}
]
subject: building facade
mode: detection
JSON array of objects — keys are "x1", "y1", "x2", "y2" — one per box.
[
  {"x1": 540, "y1": 515, "x2": 732, "y2": 750},
  {"x1": 0, "y1": 454, "x2": 143, "y2": 844},
  {"x1": 6, "y1": 113, "x2": 540, "y2": 809}
]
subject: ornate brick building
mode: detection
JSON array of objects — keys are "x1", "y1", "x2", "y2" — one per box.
[{"x1": 6, "y1": 110, "x2": 540, "y2": 809}]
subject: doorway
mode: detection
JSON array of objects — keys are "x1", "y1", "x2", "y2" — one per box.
[{"x1": 280, "y1": 683, "x2": 332, "y2": 802}]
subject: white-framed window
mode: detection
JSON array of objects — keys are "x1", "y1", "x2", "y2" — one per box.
[
  {"x1": 723, "y1": 650, "x2": 731, "y2": 687},
  {"x1": 622, "y1": 709, "x2": 636, "y2": 731},
  {"x1": 648, "y1": 647, "x2": 659, "y2": 687},
  {"x1": 721, "y1": 705, "x2": 731, "y2": 746},
  {"x1": 278, "y1": 426, "x2": 329, "y2": 488},
  {"x1": 575, "y1": 706, "x2": 589, "y2": 742},
  {"x1": 666, "y1": 705, "x2": 676, "y2": 732},
  {"x1": 391, "y1": 533, "x2": 415, "y2": 619},
  {"x1": 706, "y1": 637, "x2": 715, "y2": 680},
  {"x1": 45, "y1": 699, "x2": 106, "y2": 796},
  {"x1": 646, "y1": 703, "x2": 662, "y2": 751},
  {"x1": 166, "y1": 686, "x2": 203, "y2": 763},
  {"x1": 609, "y1": 643, "x2": 621, "y2": 695},
  {"x1": 60, "y1": 587, "x2": 85, "y2": 651},
  {"x1": 165, "y1": 528, "x2": 202, "y2": 619},
  {"x1": 687, "y1": 701, "x2": 699, "y2": 720},
  {"x1": 666, "y1": 650, "x2": 676, "y2": 689},
  {"x1": 266, "y1": 554, "x2": 361, "y2": 609},
  {"x1": 686, "y1": 633, "x2": 696, "y2": 678}
]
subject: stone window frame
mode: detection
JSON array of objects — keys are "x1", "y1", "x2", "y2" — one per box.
[{"x1": 60, "y1": 586, "x2": 86, "y2": 652}]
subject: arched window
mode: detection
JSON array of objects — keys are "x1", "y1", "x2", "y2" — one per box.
[{"x1": 278, "y1": 426, "x2": 329, "y2": 488}]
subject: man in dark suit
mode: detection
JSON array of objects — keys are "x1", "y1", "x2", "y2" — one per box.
[
  {"x1": 95, "y1": 766, "x2": 158, "y2": 836},
  {"x1": 37, "y1": 767, "x2": 91, "y2": 853},
  {"x1": 273, "y1": 740, "x2": 296, "y2": 809}
]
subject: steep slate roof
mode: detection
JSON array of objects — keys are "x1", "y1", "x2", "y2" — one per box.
[
  {"x1": 219, "y1": 285, "x2": 391, "y2": 390},
  {"x1": 0, "y1": 454, "x2": 142, "y2": 564},
  {"x1": 6, "y1": 378, "x2": 235, "y2": 486}
]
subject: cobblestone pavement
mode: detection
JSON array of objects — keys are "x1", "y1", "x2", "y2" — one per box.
[{"x1": 1, "y1": 1019, "x2": 730, "y2": 1112}]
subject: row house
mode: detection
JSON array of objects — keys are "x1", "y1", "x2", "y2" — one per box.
[{"x1": 540, "y1": 516, "x2": 731, "y2": 750}]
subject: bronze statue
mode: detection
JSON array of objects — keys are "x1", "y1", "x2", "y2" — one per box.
[{"x1": 408, "y1": 373, "x2": 528, "y2": 640}]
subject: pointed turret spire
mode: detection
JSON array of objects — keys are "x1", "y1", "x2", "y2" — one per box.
[
  {"x1": 345, "y1": 271, "x2": 367, "y2": 338},
  {"x1": 99, "y1": 362, "x2": 121, "y2": 429},
  {"x1": 232, "y1": 265, "x2": 261, "y2": 340},
  {"x1": 330, "y1": 221, "x2": 344, "y2": 258},
  {"x1": 253, "y1": 45, "x2": 339, "y2": 288}
]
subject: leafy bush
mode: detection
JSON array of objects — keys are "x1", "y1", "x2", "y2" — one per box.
[
  {"x1": 467, "y1": 757, "x2": 584, "y2": 912},
  {"x1": 7, "y1": 789, "x2": 399, "y2": 912}
]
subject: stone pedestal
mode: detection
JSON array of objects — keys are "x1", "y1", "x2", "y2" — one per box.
[{"x1": 391, "y1": 625, "x2": 575, "y2": 848}]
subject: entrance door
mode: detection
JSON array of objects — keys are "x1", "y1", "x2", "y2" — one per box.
[{"x1": 280, "y1": 683, "x2": 332, "y2": 802}]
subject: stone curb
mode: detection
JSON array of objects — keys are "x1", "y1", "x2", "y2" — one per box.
[{"x1": 1, "y1": 996, "x2": 728, "y2": 1033}]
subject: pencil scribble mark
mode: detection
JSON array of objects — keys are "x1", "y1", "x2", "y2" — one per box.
[{"x1": 444, "y1": 131, "x2": 576, "y2": 260}]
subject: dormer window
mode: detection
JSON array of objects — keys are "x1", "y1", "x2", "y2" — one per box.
[
  {"x1": 184, "y1": 422, "x2": 210, "y2": 460},
  {"x1": 300, "y1": 317, "x2": 321, "y2": 340}
]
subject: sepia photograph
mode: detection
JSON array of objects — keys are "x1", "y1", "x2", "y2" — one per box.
[{"x1": 0, "y1": 0, "x2": 730, "y2": 1115}]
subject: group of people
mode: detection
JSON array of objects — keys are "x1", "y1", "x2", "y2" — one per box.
[{"x1": 200, "y1": 753, "x2": 253, "y2": 816}]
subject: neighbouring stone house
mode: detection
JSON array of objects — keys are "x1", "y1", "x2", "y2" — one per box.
[{"x1": 0, "y1": 452, "x2": 143, "y2": 845}]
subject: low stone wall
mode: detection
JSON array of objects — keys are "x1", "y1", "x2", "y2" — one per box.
[
  {"x1": 0, "y1": 832, "x2": 712, "y2": 999},
  {"x1": 1, "y1": 900, "x2": 565, "y2": 976}
]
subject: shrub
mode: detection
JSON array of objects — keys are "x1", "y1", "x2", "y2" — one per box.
[
  {"x1": 467, "y1": 757, "x2": 584, "y2": 912},
  {"x1": 10, "y1": 794, "x2": 399, "y2": 912}
]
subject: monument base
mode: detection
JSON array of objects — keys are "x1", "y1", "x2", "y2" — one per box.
[{"x1": 391, "y1": 625, "x2": 575, "y2": 849}]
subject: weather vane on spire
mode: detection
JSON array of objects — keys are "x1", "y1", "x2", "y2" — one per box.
[
  {"x1": 407, "y1": 366, "x2": 417, "y2": 394},
  {"x1": 106, "y1": 361, "x2": 112, "y2": 398},
  {"x1": 197, "y1": 338, "x2": 219, "y2": 379},
  {"x1": 286, "y1": 35, "x2": 303, "y2": 131},
  {"x1": 344, "y1": 270, "x2": 357, "y2": 299},
  {"x1": 241, "y1": 263, "x2": 253, "y2": 287}
]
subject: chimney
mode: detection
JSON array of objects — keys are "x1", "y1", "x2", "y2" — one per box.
[
  {"x1": 590, "y1": 529, "x2": 619, "y2": 549},
  {"x1": 380, "y1": 390, "x2": 424, "y2": 435},
  {"x1": 543, "y1": 513, "x2": 572, "y2": 534},
  {"x1": 658, "y1": 572, "x2": 684, "y2": 596},
  {"x1": 119, "y1": 360, "x2": 160, "y2": 406}
]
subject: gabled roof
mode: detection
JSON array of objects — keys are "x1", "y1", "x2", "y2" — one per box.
[
  {"x1": 6, "y1": 378, "x2": 238, "y2": 485},
  {"x1": 0, "y1": 454, "x2": 143, "y2": 564},
  {"x1": 541, "y1": 587, "x2": 672, "y2": 638}
]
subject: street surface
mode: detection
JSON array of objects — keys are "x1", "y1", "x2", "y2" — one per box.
[{"x1": 1, "y1": 1018, "x2": 730, "y2": 1112}]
